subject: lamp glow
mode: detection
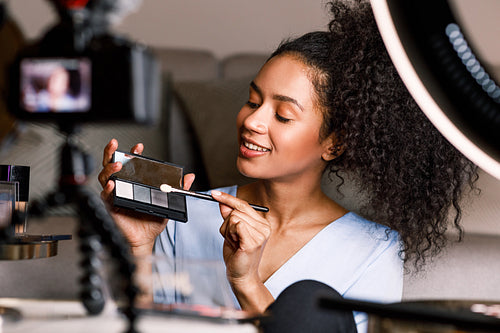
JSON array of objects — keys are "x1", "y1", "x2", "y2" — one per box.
[{"x1": 370, "y1": 0, "x2": 500, "y2": 180}]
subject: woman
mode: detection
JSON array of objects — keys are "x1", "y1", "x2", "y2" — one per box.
[{"x1": 98, "y1": 1, "x2": 478, "y2": 332}]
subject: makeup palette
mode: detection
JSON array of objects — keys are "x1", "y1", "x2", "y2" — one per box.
[{"x1": 111, "y1": 151, "x2": 188, "y2": 222}]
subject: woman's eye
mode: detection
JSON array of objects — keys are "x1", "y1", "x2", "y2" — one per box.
[
  {"x1": 246, "y1": 101, "x2": 260, "y2": 109},
  {"x1": 275, "y1": 113, "x2": 291, "y2": 123}
]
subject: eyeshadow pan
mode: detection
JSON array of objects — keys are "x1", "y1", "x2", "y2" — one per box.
[
  {"x1": 151, "y1": 189, "x2": 168, "y2": 208},
  {"x1": 168, "y1": 193, "x2": 185, "y2": 211},
  {"x1": 115, "y1": 180, "x2": 133, "y2": 200},
  {"x1": 133, "y1": 184, "x2": 151, "y2": 203}
]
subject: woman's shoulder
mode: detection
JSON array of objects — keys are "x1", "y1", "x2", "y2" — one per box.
[
  {"x1": 198, "y1": 185, "x2": 238, "y2": 196},
  {"x1": 331, "y1": 211, "x2": 400, "y2": 244},
  {"x1": 214, "y1": 185, "x2": 238, "y2": 195}
]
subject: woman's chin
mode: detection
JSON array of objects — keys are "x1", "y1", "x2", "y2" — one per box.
[
  {"x1": 236, "y1": 163, "x2": 251, "y2": 178},
  {"x1": 236, "y1": 160, "x2": 260, "y2": 179}
]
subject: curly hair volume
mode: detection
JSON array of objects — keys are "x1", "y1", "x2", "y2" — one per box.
[{"x1": 271, "y1": 0, "x2": 479, "y2": 268}]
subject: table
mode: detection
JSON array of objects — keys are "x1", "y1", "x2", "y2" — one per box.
[{"x1": 0, "y1": 298, "x2": 258, "y2": 333}]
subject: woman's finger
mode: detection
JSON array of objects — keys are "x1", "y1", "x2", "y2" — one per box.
[
  {"x1": 220, "y1": 215, "x2": 237, "y2": 249},
  {"x1": 226, "y1": 214, "x2": 264, "y2": 252},
  {"x1": 98, "y1": 162, "x2": 121, "y2": 188},
  {"x1": 211, "y1": 190, "x2": 261, "y2": 219},
  {"x1": 221, "y1": 209, "x2": 266, "y2": 250},
  {"x1": 130, "y1": 143, "x2": 144, "y2": 155},
  {"x1": 234, "y1": 210, "x2": 268, "y2": 241},
  {"x1": 100, "y1": 179, "x2": 115, "y2": 206},
  {"x1": 228, "y1": 217, "x2": 242, "y2": 243},
  {"x1": 102, "y1": 138, "x2": 118, "y2": 167},
  {"x1": 183, "y1": 173, "x2": 195, "y2": 190}
]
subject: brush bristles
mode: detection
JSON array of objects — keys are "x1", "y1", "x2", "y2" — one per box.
[{"x1": 160, "y1": 184, "x2": 173, "y2": 192}]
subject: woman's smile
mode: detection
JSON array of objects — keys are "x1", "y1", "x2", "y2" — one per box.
[
  {"x1": 239, "y1": 137, "x2": 271, "y2": 158},
  {"x1": 243, "y1": 141, "x2": 270, "y2": 152}
]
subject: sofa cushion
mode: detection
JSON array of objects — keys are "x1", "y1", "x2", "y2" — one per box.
[{"x1": 173, "y1": 77, "x2": 254, "y2": 189}]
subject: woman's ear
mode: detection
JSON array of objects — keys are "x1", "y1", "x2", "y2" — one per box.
[{"x1": 321, "y1": 135, "x2": 344, "y2": 161}]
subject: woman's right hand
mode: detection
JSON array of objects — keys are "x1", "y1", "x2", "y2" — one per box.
[{"x1": 98, "y1": 138, "x2": 195, "y2": 255}]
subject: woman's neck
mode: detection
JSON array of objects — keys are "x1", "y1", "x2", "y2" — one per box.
[{"x1": 238, "y1": 177, "x2": 347, "y2": 229}]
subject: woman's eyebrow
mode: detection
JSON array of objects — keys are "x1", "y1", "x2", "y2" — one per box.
[
  {"x1": 250, "y1": 81, "x2": 304, "y2": 112},
  {"x1": 272, "y1": 94, "x2": 304, "y2": 112}
]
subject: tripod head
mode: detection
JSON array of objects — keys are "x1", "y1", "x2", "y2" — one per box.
[{"x1": 30, "y1": 124, "x2": 94, "y2": 214}]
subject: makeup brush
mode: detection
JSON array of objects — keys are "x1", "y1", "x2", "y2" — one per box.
[{"x1": 160, "y1": 184, "x2": 269, "y2": 212}]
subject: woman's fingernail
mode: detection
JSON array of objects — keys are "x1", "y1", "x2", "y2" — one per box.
[{"x1": 211, "y1": 190, "x2": 222, "y2": 197}]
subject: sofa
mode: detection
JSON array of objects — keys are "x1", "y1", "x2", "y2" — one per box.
[{"x1": 1, "y1": 46, "x2": 500, "y2": 308}]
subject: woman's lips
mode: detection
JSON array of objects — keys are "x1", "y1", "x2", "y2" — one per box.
[{"x1": 239, "y1": 140, "x2": 270, "y2": 158}]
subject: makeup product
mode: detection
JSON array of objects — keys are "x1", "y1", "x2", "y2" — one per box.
[
  {"x1": 110, "y1": 151, "x2": 188, "y2": 222},
  {"x1": 160, "y1": 184, "x2": 269, "y2": 213},
  {"x1": 0, "y1": 165, "x2": 30, "y2": 234}
]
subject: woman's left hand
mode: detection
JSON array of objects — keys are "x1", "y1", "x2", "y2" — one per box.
[{"x1": 212, "y1": 190, "x2": 271, "y2": 288}]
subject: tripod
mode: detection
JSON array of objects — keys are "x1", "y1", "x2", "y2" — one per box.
[{"x1": 31, "y1": 123, "x2": 139, "y2": 333}]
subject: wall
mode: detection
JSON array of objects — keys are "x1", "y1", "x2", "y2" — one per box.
[
  {"x1": 7, "y1": 0, "x2": 330, "y2": 59},
  {"x1": 7, "y1": 1, "x2": 499, "y2": 70}
]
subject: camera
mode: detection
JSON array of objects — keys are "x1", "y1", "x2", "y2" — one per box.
[{"x1": 6, "y1": 0, "x2": 161, "y2": 127}]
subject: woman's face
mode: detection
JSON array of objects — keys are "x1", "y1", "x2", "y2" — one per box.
[
  {"x1": 236, "y1": 54, "x2": 330, "y2": 182},
  {"x1": 48, "y1": 67, "x2": 69, "y2": 97}
]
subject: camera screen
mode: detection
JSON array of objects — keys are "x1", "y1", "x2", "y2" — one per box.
[{"x1": 19, "y1": 58, "x2": 91, "y2": 113}]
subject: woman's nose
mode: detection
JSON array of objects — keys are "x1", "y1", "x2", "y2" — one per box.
[{"x1": 243, "y1": 106, "x2": 269, "y2": 134}]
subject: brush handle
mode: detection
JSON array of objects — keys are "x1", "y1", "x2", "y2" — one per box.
[{"x1": 175, "y1": 188, "x2": 269, "y2": 212}]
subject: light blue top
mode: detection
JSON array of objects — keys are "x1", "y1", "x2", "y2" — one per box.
[{"x1": 154, "y1": 185, "x2": 404, "y2": 333}]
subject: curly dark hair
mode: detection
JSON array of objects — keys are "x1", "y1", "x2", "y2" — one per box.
[{"x1": 270, "y1": 0, "x2": 479, "y2": 268}]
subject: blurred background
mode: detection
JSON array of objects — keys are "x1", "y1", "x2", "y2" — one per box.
[
  {"x1": 6, "y1": 0, "x2": 498, "y2": 66},
  {"x1": 7, "y1": 0, "x2": 330, "y2": 59}
]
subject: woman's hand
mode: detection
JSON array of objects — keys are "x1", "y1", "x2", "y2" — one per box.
[
  {"x1": 98, "y1": 138, "x2": 195, "y2": 255},
  {"x1": 212, "y1": 190, "x2": 274, "y2": 312}
]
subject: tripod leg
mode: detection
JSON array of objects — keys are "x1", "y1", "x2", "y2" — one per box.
[
  {"x1": 76, "y1": 188, "x2": 139, "y2": 333},
  {"x1": 77, "y1": 225, "x2": 106, "y2": 315}
]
